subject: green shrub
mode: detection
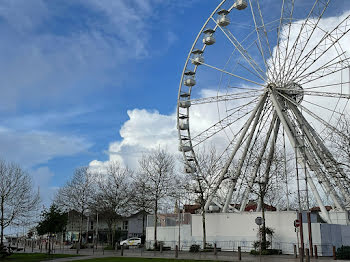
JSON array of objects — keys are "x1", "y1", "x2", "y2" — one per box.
[
  {"x1": 336, "y1": 246, "x2": 350, "y2": 259},
  {"x1": 250, "y1": 249, "x2": 281, "y2": 255},
  {"x1": 189, "y1": 244, "x2": 200, "y2": 253}
]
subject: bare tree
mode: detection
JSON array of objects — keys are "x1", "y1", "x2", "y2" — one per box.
[
  {"x1": 137, "y1": 148, "x2": 177, "y2": 248},
  {"x1": 55, "y1": 166, "x2": 94, "y2": 245},
  {"x1": 92, "y1": 162, "x2": 133, "y2": 246},
  {"x1": 328, "y1": 113, "x2": 350, "y2": 174},
  {"x1": 184, "y1": 146, "x2": 223, "y2": 249},
  {"x1": 0, "y1": 160, "x2": 40, "y2": 246},
  {"x1": 130, "y1": 174, "x2": 154, "y2": 241}
]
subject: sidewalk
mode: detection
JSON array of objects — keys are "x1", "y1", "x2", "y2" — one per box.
[{"x1": 47, "y1": 249, "x2": 350, "y2": 262}]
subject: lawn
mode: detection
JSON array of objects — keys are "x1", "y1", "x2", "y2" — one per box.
[
  {"x1": 0, "y1": 253, "x2": 80, "y2": 261},
  {"x1": 72, "y1": 258, "x2": 212, "y2": 262}
]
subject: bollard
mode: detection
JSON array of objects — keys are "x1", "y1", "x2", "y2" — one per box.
[
  {"x1": 214, "y1": 243, "x2": 217, "y2": 255},
  {"x1": 299, "y1": 248, "x2": 304, "y2": 262},
  {"x1": 102, "y1": 244, "x2": 104, "y2": 255},
  {"x1": 175, "y1": 245, "x2": 179, "y2": 258},
  {"x1": 294, "y1": 244, "x2": 297, "y2": 258},
  {"x1": 333, "y1": 246, "x2": 337, "y2": 260},
  {"x1": 238, "y1": 246, "x2": 241, "y2": 261},
  {"x1": 305, "y1": 248, "x2": 310, "y2": 262},
  {"x1": 160, "y1": 242, "x2": 163, "y2": 253},
  {"x1": 314, "y1": 245, "x2": 318, "y2": 259},
  {"x1": 121, "y1": 245, "x2": 124, "y2": 256}
]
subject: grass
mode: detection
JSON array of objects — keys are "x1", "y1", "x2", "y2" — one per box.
[
  {"x1": 0, "y1": 253, "x2": 80, "y2": 261},
  {"x1": 72, "y1": 258, "x2": 212, "y2": 262}
]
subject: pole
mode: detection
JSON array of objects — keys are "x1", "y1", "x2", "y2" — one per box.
[
  {"x1": 299, "y1": 212, "x2": 304, "y2": 258},
  {"x1": 259, "y1": 225, "x2": 262, "y2": 262},
  {"x1": 178, "y1": 200, "x2": 181, "y2": 251},
  {"x1": 307, "y1": 212, "x2": 313, "y2": 257},
  {"x1": 96, "y1": 212, "x2": 99, "y2": 249}
]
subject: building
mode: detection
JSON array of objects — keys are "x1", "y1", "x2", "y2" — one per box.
[{"x1": 63, "y1": 210, "x2": 149, "y2": 244}]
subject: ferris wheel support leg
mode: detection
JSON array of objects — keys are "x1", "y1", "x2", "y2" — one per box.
[
  {"x1": 269, "y1": 90, "x2": 332, "y2": 223},
  {"x1": 240, "y1": 114, "x2": 278, "y2": 212},
  {"x1": 256, "y1": 119, "x2": 281, "y2": 212},
  {"x1": 222, "y1": 95, "x2": 268, "y2": 213},
  {"x1": 288, "y1": 102, "x2": 350, "y2": 207},
  {"x1": 204, "y1": 93, "x2": 268, "y2": 211}
]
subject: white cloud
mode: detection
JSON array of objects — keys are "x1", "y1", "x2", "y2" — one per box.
[{"x1": 90, "y1": 109, "x2": 179, "y2": 170}]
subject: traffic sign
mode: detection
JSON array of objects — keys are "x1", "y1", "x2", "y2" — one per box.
[
  {"x1": 255, "y1": 216, "x2": 263, "y2": 226},
  {"x1": 294, "y1": 219, "x2": 301, "y2": 227}
]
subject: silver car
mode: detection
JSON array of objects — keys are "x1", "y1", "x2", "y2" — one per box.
[{"x1": 119, "y1": 237, "x2": 141, "y2": 246}]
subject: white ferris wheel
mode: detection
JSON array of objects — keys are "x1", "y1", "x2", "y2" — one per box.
[{"x1": 177, "y1": 0, "x2": 350, "y2": 223}]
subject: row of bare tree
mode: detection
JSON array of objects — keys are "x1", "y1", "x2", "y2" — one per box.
[{"x1": 54, "y1": 148, "x2": 183, "y2": 247}]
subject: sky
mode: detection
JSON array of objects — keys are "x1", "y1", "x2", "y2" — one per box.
[{"x1": 1, "y1": 0, "x2": 350, "y2": 210}]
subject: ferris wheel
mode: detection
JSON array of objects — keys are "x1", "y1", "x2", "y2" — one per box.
[{"x1": 177, "y1": 0, "x2": 350, "y2": 223}]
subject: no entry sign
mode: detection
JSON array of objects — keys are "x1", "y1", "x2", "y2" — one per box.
[{"x1": 294, "y1": 219, "x2": 301, "y2": 227}]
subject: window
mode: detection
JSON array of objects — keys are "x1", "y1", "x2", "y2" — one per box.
[
  {"x1": 90, "y1": 221, "x2": 94, "y2": 230},
  {"x1": 122, "y1": 221, "x2": 128, "y2": 231}
]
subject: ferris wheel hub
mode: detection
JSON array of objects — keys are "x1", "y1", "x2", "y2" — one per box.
[{"x1": 283, "y1": 82, "x2": 304, "y2": 104}]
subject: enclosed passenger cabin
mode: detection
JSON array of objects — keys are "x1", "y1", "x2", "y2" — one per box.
[
  {"x1": 217, "y1": 10, "x2": 230, "y2": 27},
  {"x1": 191, "y1": 49, "x2": 204, "y2": 65},
  {"x1": 233, "y1": 0, "x2": 248, "y2": 10},
  {"x1": 183, "y1": 70, "x2": 196, "y2": 87},
  {"x1": 202, "y1": 28, "x2": 216, "y2": 45}
]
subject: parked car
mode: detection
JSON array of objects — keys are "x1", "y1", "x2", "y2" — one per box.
[{"x1": 119, "y1": 237, "x2": 141, "y2": 246}]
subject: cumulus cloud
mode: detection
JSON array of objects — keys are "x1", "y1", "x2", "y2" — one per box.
[{"x1": 90, "y1": 109, "x2": 178, "y2": 170}]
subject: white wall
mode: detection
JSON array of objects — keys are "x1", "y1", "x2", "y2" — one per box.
[{"x1": 146, "y1": 212, "x2": 350, "y2": 255}]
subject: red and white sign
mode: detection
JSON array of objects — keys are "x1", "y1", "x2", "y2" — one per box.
[{"x1": 294, "y1": 219, "x2": 301, "y2": 227}]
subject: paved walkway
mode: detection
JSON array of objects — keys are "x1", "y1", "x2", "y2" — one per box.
[{"x1": 45, "y1": 249, "x2": 350, "y2": 262}]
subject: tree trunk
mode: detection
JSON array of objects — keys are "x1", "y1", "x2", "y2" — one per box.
[
  {"x1": 48, "y1": 234, "x2": 51, "y2": 255},
  {"x1": 79, "y1": 211, "x2": 84, "y2": 245},
  {"x1": 153, "y1": 198, "x2": 158, "y2": 249},
  {"x1": 202, "y1": 207, "x2": 206, "y2": 249},
  {"x1": 261, "y1": 194, "x2": 267, "y2": 251},
  {"x1": 0, "y1": 196, "x2": 4, "y2": 246}
]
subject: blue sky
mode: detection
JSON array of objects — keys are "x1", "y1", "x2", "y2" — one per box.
[{"x1": 1, "y1": 0, "x2": 350, "y2": 207}]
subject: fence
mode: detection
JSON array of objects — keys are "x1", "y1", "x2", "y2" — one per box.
[{"x1": 145, "y1": 240, "x2": 338, "y2": 256}]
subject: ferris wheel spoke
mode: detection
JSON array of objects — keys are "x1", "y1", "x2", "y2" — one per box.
[
  {"x1": 287, "y1": 13, "x2": 350, "y2": 82},
  {"x1": 210, "y1": 17, "x2": 267, "y2": 82},
  {"x1": 281, "y1": 0, "x2": 331, "y2": 82},
  {"x1": 275, "y1": 0, "x2": 295, "y2": 84},
  {"x1": 276, "y1": 91, "x2": 348, "y2": 140},
  {"x1": 302, "y1": 81, "x2": 350, "y2": 90},
  {"x1": 294, "y1": 52, "x2": 350, "y2": 83},
  {"x1": 192, "y1": 98, "x2": 259, "y2": 147},
  {"x1": 193, "y1": 60, "x2": 265, "y2": 86},
  {"x1": 302, "y1": 99, "x2": 344, "y2": 116},
  {"x1": 299, "y1": 64, "x2": 349, "y2": 86},
  {"x1": 274, "y1": 0, "x2": 295, "y2": 83},
  {"x1": 275, "y1": 89, "x2": 350, "y2": 99},
  {"x1": 189, "y1": 90, "x2": 264, "y2": 105},
  {"x1": 248, "y1": 0, "x2": 276, "y2": 81}
]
